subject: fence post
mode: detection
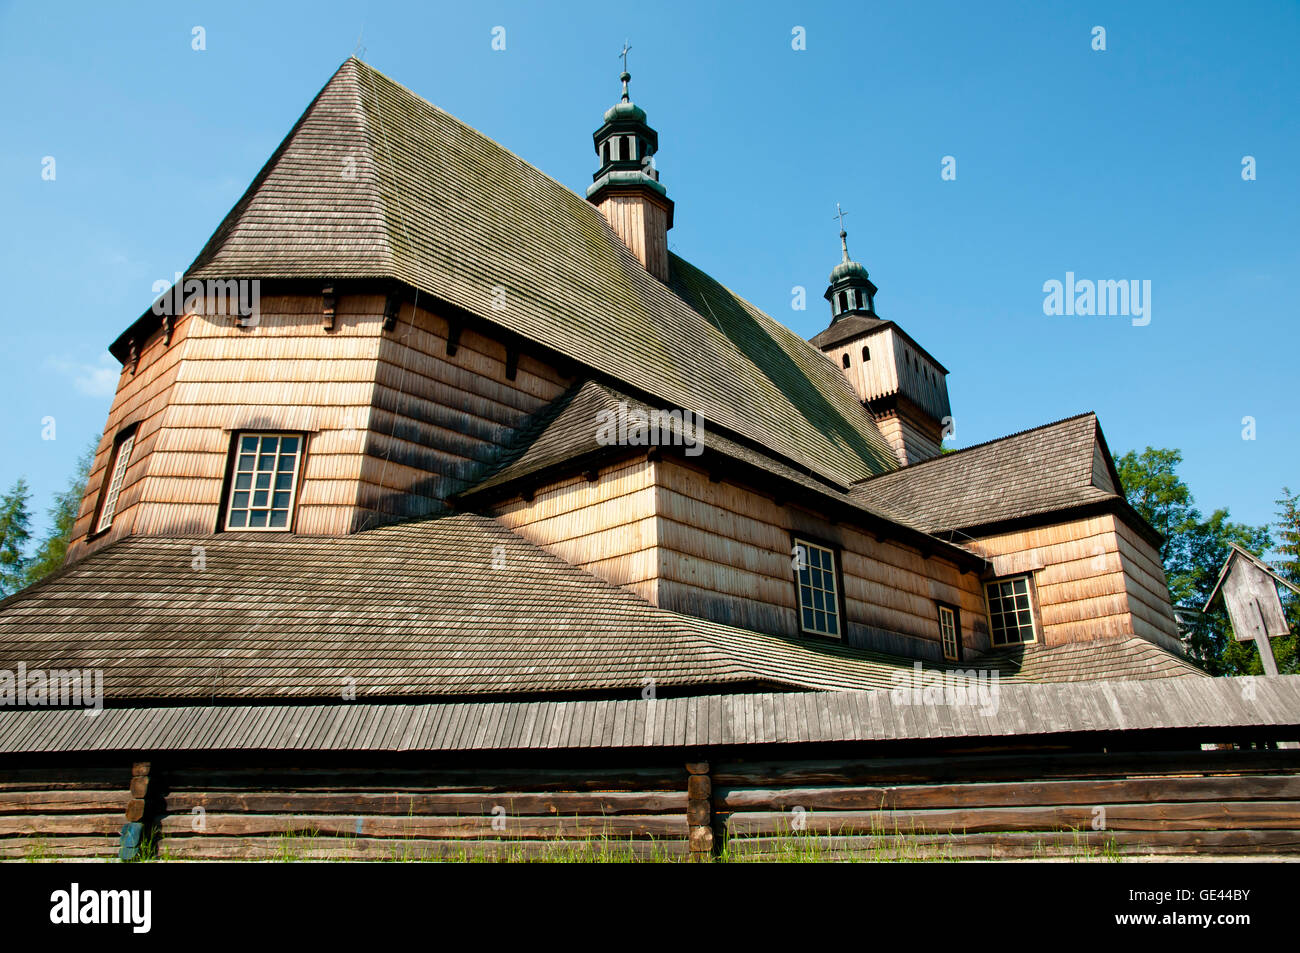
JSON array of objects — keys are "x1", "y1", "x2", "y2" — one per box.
[{"x1": 686, "y1": 761, "x2": 712, "y2": 861}]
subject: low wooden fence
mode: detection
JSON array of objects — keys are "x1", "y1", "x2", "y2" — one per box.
[{"x1": 3, "y1": 747, "x2": 1299, "y2": 861}]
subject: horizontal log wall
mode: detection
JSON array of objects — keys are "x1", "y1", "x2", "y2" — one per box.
[
  {"x1": 4, "y1": 746, "x2": 1297, "y2": 861},
  {"x1": 715, "y1": 748, "x2": 1300, "y2": 860},
  {"x1": 154, "y1": 762, "x2": 689, "y2": 861},
  {"x1": 0, "y1": 764, "x2": 131, "y2": 859}
]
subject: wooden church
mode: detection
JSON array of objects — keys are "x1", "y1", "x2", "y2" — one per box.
[{"x1": 1, "y1": 59, "x2": 1296, "y2": 862}]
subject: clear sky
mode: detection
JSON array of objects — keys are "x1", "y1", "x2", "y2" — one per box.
[{"x1": 1, "y1": 0, "x2": 1296, "y2": 546}]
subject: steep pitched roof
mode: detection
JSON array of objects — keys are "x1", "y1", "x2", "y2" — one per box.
[
  {"x1": 852, "y1": 413, "x2": 1127, "y2": 535},
  {"x1": 154, "y1": 58, "x2": 898, "y2": 487},
  {"x1": 0, "y1": 512, "x2": 1196, "y2": 703}
]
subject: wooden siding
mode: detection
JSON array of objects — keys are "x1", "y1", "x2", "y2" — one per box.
[
  {"x1": 596, "y1": 194, "x2": 670, "y2": 282},
  {"x1": 965, "y1": 513, "x2": 1181, "y2": 650},
  {"x1": 654, "y1": 460, "x2": 987, "y2": 657},
  {"x1": 497, "y1": 456, "x2": 988, "y2": 659},
  {"x1": 67, "y1": 292, "x2": 572, "y2": 560},
  {"x1": 358, "y1": 299, "x2": 570, "y2": 528},
  {"x1": 66, "y1": 311, "x2": 193, "y2": 562},
  {"x1": 873, "y1": 404, "x2": 943, "y2": 465},
  {"x1": 491, "y1": 458, "x2": 659, "y2": 603}
]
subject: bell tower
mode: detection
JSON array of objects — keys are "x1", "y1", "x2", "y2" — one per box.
[
  {"x1": 811, "y1": 206, "x2": 952, "y2": 465},
  {"x1": 586, "y1": 44, "x2": 673, "y2": 281}
]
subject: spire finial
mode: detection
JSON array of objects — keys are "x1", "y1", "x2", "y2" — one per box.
[
  {"x1": 619, "y1": 41, "x2": 632, "y2": 102},
  {"x1": 834, "y1": 202, "x2": 851, "y2": 261}
]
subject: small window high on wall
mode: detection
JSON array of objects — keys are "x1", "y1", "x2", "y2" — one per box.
[
  {"x1": 94, "y1": 426, "x2": 137, "y2": 534},
  {"x1": 225, "y1": 433, "x2": 303, "y2": 531},
  {"x1": 793, "y1": 537, "x2": 842, "y2": 638},
  {"x1": 985, "y1": 576, "x2": 1038, "y2": 645},
  {"x1": 938, "y1": 604, "x2": 961, "y2": 661}
]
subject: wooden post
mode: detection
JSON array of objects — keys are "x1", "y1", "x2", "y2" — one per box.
[
  {"x1": 120, "y1": 761, "x2": 154, "y2": 861},
  {"x1": 686, "y1": 761, "x2": 713, "y2": 861}
]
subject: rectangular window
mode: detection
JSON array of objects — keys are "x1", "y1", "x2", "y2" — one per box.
[
  {"x1": 95, "y1": 430, "x2": 136, "y2": 534},
  {"x1": 985, "y1": 576, "x2": 1038, "y2": 646},
  {"x1": 938, "y1": 605, "x2": 961, "y2": 661},
  {"x1": 225, "y1": 433, "x2": 303, "y2": 531},
  {"x1": 794, "y1": 538, "x2": 841, "y2": 638}
]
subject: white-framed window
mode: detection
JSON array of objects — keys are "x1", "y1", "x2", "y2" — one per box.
[
  {"x1": 938, "y1": 605, "x2": 960, "y2": 661},
  {"x1": 225, "y1": 433, "x2": 303, "y2": 531},
  {"x1": 794, "y1": 538, "x2": 841, "y2": 638},
  {"x1": 985, "y1": 576, "x2": 1038, "y2": 646},
  {"x1": 95, "y1": 430, "x2": 136, "y2": 534}
]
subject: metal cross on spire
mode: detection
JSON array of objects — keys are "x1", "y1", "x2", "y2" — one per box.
[
  {"x1": 834, "y1": 202, "x2": 851, "y2": 259},
  {"x1": 618, "y1": 41, "x2": 633, "y2": 101}
]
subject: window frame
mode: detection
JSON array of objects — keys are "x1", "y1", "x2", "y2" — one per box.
[
  {"x1": 937, "y1": 602, "x2": 962, "y2": 661},
  {"x1": 91, "y1": 425, "x2": 139, "y2": 536},
  {"x1": 791, "y1": 534, "x2": 846, "y2": 640},
  {"x1": 983, "y1": 574, "x2": 1040, "y2": 647},
  {"x1": 220, "y1": 431, "x2": 306, "y2": 533}
]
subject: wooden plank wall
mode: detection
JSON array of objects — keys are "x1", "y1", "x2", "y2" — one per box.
[
  {"x1": 654, "y1": 459, "x2": 988, "y2": 659},
  {"x1": 5, "y1": 747, "x2": 1298, "y2": 861},
  {"x1": 491, "y1": 458, "x2": 659, "y2": 603},
  {"x1": 153, "y1": 761, "x2": 689, "y2": 861},
  {"x1": 0, "y1": 764, "x2": 130, "y2": 859},
  {"x1": 360, "y1": 299, "x2": 571, "y2": 528},
  {"x1": 716, "y1": 748, "x2": 1300, "y2": 860},
  {"x1": 66, "y1": 313, "x2": 193, "y2": 562},
  {"x1": 596, "y1": 195, "x2": 670, "y2": 282},
  {"x1": 966, "y1": 513, "x2": 1182, "y2": 651},
  {"x1": 67, "y1": 292, "x2": 573, "y2": 559}
]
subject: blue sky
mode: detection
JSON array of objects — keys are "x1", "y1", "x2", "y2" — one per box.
[{"x1": 1, "y1": 0, "x2": 1296, "y2": 546}]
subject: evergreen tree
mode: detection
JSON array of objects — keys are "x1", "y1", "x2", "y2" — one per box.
[
  {"x1": 0, "y1": 479, "x2": 33, "y2": 598},
  {"x1": 24, "y1": 442, "x2": 96, "y2": 586}
]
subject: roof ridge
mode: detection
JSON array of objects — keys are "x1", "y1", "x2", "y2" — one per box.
[{"x1": 857, "y1": 410, "x2": 1100, "y2": 482}]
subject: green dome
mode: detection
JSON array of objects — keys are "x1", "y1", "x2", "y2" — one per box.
[
  {"x1": 829, "y1": 258, "x2": 870, "y2": 284},
  {"x1": 604, "y1": 100, "x2": 647, "y2": 124}
]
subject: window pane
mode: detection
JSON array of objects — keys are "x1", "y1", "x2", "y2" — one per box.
[
  {"x1": 240, "y1": 436, "x2": 258, "y2": 452},
  {"x1": 269, "y1": 510, "x2": 288, "y2": 528},
  {"x1": 281, "y1": 436, "x2": 299, "y2": 454},
  {"x1": 248, "y1": 510, "x2": 268, "y2": 528},
  {"x1": 235, "y1": 473, "x2": 252, "y2": 490},
  {"x1": 228, "y1": 510, "x2": 247, "y2": 528}
]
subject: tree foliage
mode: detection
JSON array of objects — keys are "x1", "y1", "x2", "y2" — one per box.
[
  {"x1": 24, "y1": 443, "x2": 95, "y2": 587},
  {"x1": 1116, "y1": 447, "x2": 1274, "y2": 674},
  {"x1": 0, "y1": 479, "x2": 33, "y2": 598}
]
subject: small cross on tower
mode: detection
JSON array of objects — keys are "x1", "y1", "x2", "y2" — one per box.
[{"x1": 619, "y1": 41, "x2": 633, "y2": 101}]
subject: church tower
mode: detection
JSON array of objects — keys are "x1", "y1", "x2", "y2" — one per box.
[
  {"x1": 586, "y1": 47, "x2": 673, "y2": 281},
  {"x1": 811, "y1": 207, "x2": 952, "y2": 465}
]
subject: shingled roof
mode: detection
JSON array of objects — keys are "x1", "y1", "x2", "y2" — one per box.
[
  {"x1": 0, "y1": 512, "x2": 1197, "y2": 702},
  {"x1": 134, "y1": 57, "x2": 899, "y2": 487},
  {"x1": 852, "y1": 413, "x2": 1131, "y2": 536}
]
